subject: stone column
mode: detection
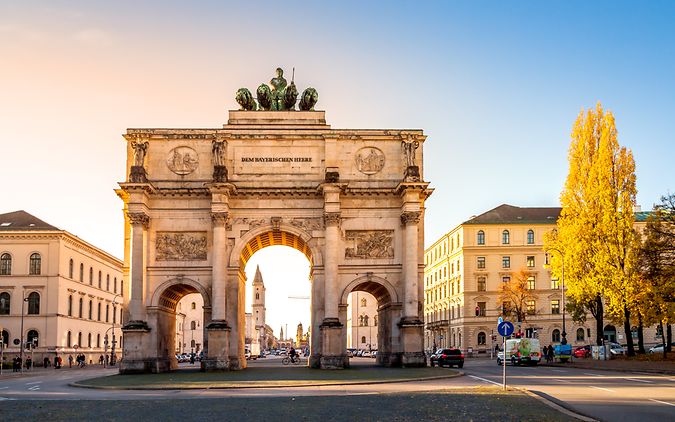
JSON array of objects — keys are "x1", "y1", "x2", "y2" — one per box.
[
  {"x1": 401, "y1": 211, "x2": 421, "y2": 319},
  {"x1": 210, "y1": 212, "x2": 228, "y2": 322},
  {"x1": 323, "y1": 211, "x2": 341, "y2": 322},
  {"x1": 126, "y1": 211, "x2": 149, "y2": 325}
]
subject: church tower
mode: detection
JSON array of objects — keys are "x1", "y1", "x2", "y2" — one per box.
[{"x1": 251, "y1": 265, "x2": 267, "y2": 349}]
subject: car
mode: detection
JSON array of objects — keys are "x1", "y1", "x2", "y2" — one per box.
[
  {"x1": 370, "y1": 350, "x2": 378, "y2": 358},
  {"x1": 346, "y1": 350, "x2": 354, "y2": 358},
  {"x1": 497, "y1": 338, "x2": 541, "y2": 366},
  {"x1": 430, "y1": 348, "x2": 464, "y2": 368},
  {"x1": 647, "y1": 342, "x2": 675, "y2": 354},
  {"x1": 608, "y1": 342, "x2": 625, "y2": 356},
  {"x1": 573, "y1": 345, "x2": 591, "y2": 358}
]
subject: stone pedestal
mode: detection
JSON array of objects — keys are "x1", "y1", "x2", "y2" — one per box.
[
  {"x1": 398, "y1": 318, "x2": 426, "y2": 367},
  {"x1": 129, "y1": 166, "x2": 148, "y2": 183},
  {"x1": 119, "y1": 323, "x2": 154, "y2": 374},
  {"x1": 319, "y1": 318, "x2": 348, "y2": 369},
  {"x1": 201, "y1": 321, "x2": 230, "y2": 371}
]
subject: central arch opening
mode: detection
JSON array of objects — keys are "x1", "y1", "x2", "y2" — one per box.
[{"x1": 238, "y1": 230, "x2": 314, "y2": 366}]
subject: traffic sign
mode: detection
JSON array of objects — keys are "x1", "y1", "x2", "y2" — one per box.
[
  {"x1": 497, "y1": 321, "x2": 514, "y2": 337},
  {"x1": 497, "y1": 316, "x2": 503, "y2": 324}
]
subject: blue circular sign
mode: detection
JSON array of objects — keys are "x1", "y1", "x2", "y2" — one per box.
[{"x1": 498, "y1": 321, "x2": 515, "y2": 337}]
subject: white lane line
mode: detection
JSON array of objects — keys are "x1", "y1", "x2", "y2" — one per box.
[
  {"x1": 25, "y1": 381, "x2": 42, "y2": 385},
  {"x1": 0, "y1": 397, "x2": 17, "y2": 401},
  {"x1": 28, "y1": 386, "x2": 40, "y2": 391},
  {"x1": 551, "y1": 369, "x2": 567, "y2": 373},
  {"x1": 589, "y1": 386, "x2": 615, "y2": 393},
  {"x1": 553, "y1": 378, "x2": 572, "y2": 383},
  {"x1": 583, "y1": 372, "x2": 602, "y2": 377},
  {"x1": 624, "y1": 377, "x2": 653, "y2": 384},
  {"x1": 0, "y1": 387, "x2": 8, "y2": 390},
  {"x1": 468, "y1": 374, "x2": 502, "y2": 387},
  {"x1": 649, "y1": 399, "x2": 675, "y2": 407}
]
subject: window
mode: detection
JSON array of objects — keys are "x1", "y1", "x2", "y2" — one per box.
[
  {"x1": 113, "y1": 305, "x2": 117, "y2": 324},
  {"x1": 67, "y1": 331, "x2": 72, "y2": 347},
  {"x1": 527, "y1": 276, "x2": 536, "y2": 290},
  {"x1": 120, "y1": 280, "x2": 123, "y2": 296},
  {"x1": 477, "y1": 332, "x2": 486, "y2": 345},
  {"x1": 476, "y1": 302, "x2": 486, "y2": 317},
  {"x1": 88, "y1": 300, "x2": 93, "y2": 319},
  {"x1": 191, "y1": 321, "x2": 196, "y2": 330},
  {"x1": 114, "y1": 277, "x2": 117, "y2": 293},
  {"x1": 97, "y1": 302, "x2": 101, "y2": 321},
  {"x1": 1, "y1": 329, "x2": 8, "y2": 347},
  {"x1": 67, "y1": 295, "x2": 73, "y2": 316},
  {"x1": 106, "y1": 275, "x2": 110, "y2": 291},
  {"x1": 551, "y1": 300, "x2": 560, "y2": 315},
  {"x1": 89, "y1": 267, "x2": 93, "y2": 285},
  {"x1": 97, "y1": 333, "x2": 101, "y2": 348},
  {"x1": 27, "y1": 292, "x2": 40, "y2": 315},
  {"x1": 551, "y1": 278, "x2": 560, "y2": 290},
  {"x1": 87, "y1": 333, "x2": 92, "y2": 347},
  {"x1": 79, "y1": 298, "x2": 83, "y2": 318},
  {"x1": 552, "y1": 329, "x2": 561, "y2": 343},
  {"x1": 576, "y1": 328, "x2": 585, "y2": 341},
  {"x1": 526, "y1": 300, "x2": 536, "y2": 315},
  {"x1": 191, "y1": 339, "x2": 196, "y2": 348},
  {"x1": 545, "y1": 253, "x2": 550, "y2": 265},
  {"x1": 477, "y1": 276, "x2": 486, "y2": 292},
  {"x1": 477, "y1": 256, "x2": 486, "y2": 269},
  {"x1": 527, "y1": 229, "x2": 535, "y2": 245},
  {"x1": 29, "y1": 253, "x2": 41, "y2": 275},
  {"x1": 77, "y1": 332, "x2": 82, "y2": 347},
  {"x1": 0, "y1": 253, "x2": 11, "y2": 275},
  {"x1": 477, "y1": 230, "x2": 485, "y2": 245},
  {"x1": 361, "y1": 298, "x2": 367, "y2": 307},
  {"x1": 98, "y1": 271, "x2": 102, "y2": 288},
  {"x1": 79, "y1": 263, "x2": 84, "y2": 282},
  {"x1": 374, "y1": 315, "x2": 378, "y2": 326},
  {"x1": 0, "y1": 292, "x2": 10, "y2": 315},
  {"x1": 502, "y1": 256, "x2": 510, "y2": 268},
  {"x1": 502, "y1": 276, "x2": 511, "y2": 283},
  {"x1": 363, "y1": 315, "x2": 369, "y2": 326},
  {"x1": 191, "y1": 302, "x2": 196, "y2": 310},
  {"x1": 502, "y1": 230, "x2": 510, "y2": 245},
  {"x1": 106, "y1": 304, "x2": 109, "y2": 322},
  {"x1": 69, "y1": 259, "x2": 74, "y2": 278},
  {"x1": 361, "y1": 336, "x2": 366, "y2": 344},
  {"x1": 526, "y1": 256, "x2": 535, "y2": 268},
  {"x1": 502, "y1": 302, "x2": 510, "y2": 315}
]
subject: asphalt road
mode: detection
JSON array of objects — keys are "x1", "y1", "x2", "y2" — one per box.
[{"x1": 1, "y1": 356, "x2": 674, "y2": 422}]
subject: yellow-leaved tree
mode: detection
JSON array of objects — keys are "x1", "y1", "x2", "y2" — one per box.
[{"x1": 547, "y1": 103, "x2": 638, "y2": 355}]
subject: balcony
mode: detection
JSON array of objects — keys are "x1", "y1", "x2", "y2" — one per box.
[{"x1": 426, "y1": 319, "x2": 449, "y2": 329}]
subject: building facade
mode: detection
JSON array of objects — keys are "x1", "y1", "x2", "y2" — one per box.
[
  {"x1": 424, "y1": 204, "x2": 659, "y2": 355},
  {"x1": 176, "y1": 293, "x2": 204, "y2": 354},
  {"x1": 0, "y1": 211, "x2": 123, "y2": 366},
  {"x1": 346, "y1": 291, "x2": 379, "y2": 351}
]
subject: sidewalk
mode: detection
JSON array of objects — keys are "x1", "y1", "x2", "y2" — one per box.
[
  {"x1": 540, "y1": 356, "x2": 675, "y2": 375},
  {"x1": 0, "y1": 364, "x2": 114, "y2": 379}
]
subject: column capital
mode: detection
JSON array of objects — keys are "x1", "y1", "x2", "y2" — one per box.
[
  {"x1": 324, "y1": 212, "x2": 341, "y2": 227},
  {"x1": 211, "y1": 212, "x2": 229, "y2": 227},
  {"x1": 126, "y1": 211, "x2": 150, "y2": 228},
  {"x1": 401, "y1": 211, "x2": 421, "y2": 225}
]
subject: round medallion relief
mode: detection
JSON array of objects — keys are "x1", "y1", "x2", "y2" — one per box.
[
  {"x1": 167, "y1": 146, "x2": 199, "y2": 175},
  {"x1": 355, "y1": 147, "x2": 385, "y2": 175}
]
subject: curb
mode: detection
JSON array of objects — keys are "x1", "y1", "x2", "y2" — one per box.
[
  {"x1": 70, "y1": 371, "x2": 462, "y2": 391},
  {"x1": 515, "y1": 387, "x2": 598, "y2": 422}
]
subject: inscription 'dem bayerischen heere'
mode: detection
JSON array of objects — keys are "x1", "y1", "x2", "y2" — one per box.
[{"x1": 241, "y1": 157, "x2": 312, "y2": 163}]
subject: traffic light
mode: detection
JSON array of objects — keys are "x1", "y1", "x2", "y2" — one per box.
[{"x1": 475, "y1": 306, "x2": 480, "y2": 317}]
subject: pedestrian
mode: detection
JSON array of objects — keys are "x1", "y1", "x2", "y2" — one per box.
[
  {"x1": 12, "y1": 356, "x2": 18, "y2": 372},
  {"x1": 25, "y1": 356, "x2": 32, "y2": 370},
  {"x1": 190, "y1": 353, "x2": 195, "y2": 364},
  {"x1": 57, "y1": 356, "x2": 62, "y2": 368},
  {"x1": 68, "y1": 354, "x2": 73, "y2": 368},
  {"x1": 542, "y1": 345, "x2": 549, "y2": 362},
  {"x1": 548, "y1": 344, "x2": 554, "y2": 363},
  {"x1": 44, "y1": 356, "x2": 50, "y2": 368},
  {"x1": 99, "y1": 355, "x2": 104, "y2": 365},
  {"x1": 54, "y1": 355, "x2": 59, "y2": 369},
  {"x1": 105, "y1": 354, "x2": 109, "y2": 366},
  {"x1": 16, "y1": 356, "x2": 22, "y2": 371}
]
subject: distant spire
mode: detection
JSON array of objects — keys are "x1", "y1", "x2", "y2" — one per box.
[{"x1": 253, "y1": 265, "x2": 264, "y2": 286}]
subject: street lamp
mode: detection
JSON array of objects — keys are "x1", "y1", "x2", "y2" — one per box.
[
  {"x1": 546, "y1": 247, "x2": 567, "y2": 345},
  {"x1": 19, "y1": 293, "x2": 29, "y2": 374},
  {"x1": 110, "y1": 294, "x2": 122, "y2": 366}
]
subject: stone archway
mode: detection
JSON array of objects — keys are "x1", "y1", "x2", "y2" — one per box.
[{"x1": 117, "y1": 95, "x2": 432, "y2": 373}]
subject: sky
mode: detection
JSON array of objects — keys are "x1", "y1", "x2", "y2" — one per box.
[{"x1": 2, "y1": 1, "x2": 674, "y2": 335}]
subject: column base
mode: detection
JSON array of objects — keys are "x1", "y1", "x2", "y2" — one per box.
[
  {"x1": 398, "y1": 317, "x2": 426, "y2": 368},
  {"x1": 119, "y1": 322, "x2": 156, "y2": 374},
  {"x1": 320, "y1": 318, "x2": 347, "y2": 369},
  {"x1": 202, "y1": 320, "x2": 231, "y2": 371}
]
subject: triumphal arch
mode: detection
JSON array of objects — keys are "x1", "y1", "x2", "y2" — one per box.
[{"x1": 116, "y1": 69, "x2": 432, "y2": 373}]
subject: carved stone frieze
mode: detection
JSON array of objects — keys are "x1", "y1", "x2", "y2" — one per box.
[
  {"x1": 127, "y1": 212, "x2": 150, "y2": 227},
  {"x1": 289, "y1": 217, "x2": 324, "y2": 232},
  {"x1": 345, "y1": 230, "x2": 394, "y2": 259},
  {"x1": 271, "y1": 216, "x2": 282, "y2": 231},
  {"x1": 167, "y1": 146, "x2": 199, "y2": 175},
  {"x1": 232, "y1": 217, "x2": 267, "y2": 228},
  {"x1": 355, "y1": 147, "x2": 385, "y2": 175},
  {"x1": 155, "y1": 232, "x2": 207, "y2": 261},
  {"x1": 323, "y1": 212, "x2": 341, "y2": 227},
  {"x1": 401, "y1": 211, "x2": 421, "y2": 225}
]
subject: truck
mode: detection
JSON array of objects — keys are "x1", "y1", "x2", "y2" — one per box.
[{"x1": 497, "y1": 338, "x2": 541, "y2": 366}]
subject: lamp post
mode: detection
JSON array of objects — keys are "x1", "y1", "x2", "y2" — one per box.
[
  {"x1": 546, "y1": 248, "x2": 567, "y2": 345},
  {"x1": 19, "y1": 293, "x2": 29, "y2": 373},
  {"x1": 110, "y1": 294, "x2": 121, "y2": 366}
]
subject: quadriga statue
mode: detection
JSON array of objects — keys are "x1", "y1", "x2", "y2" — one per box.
[
  {"x1": 283, "y1": 81, "x2": 298, "y2": 110},
  {"x1": 235, "y1": 88, "x2": 257, "y2": 111},
  {"x1": 299, "y1": 87, "x2": 318, "y2": 111},
  {"x1": 256, "y1": 84, "x2": 272, "y2": 110}
]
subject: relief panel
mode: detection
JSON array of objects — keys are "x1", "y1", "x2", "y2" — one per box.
[
  {"x1": 155, "y1": 232, "x2": 207, "y2": 261},
  {"x1": 345, "y1": 230, "x2": 394, "y2": 259}
]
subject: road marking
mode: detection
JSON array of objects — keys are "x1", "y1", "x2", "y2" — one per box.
[
  {"x1": 553, "y1": 378, "x2": 572, "y2": 383},
  {"x1": 0, "y1": 387, "x2": 8, "y2": 390},
  {"x1": 468, "y1": 375, "x2": 502, "y2": 387},
  {"x1": 0, "y1": 397, "x2": 17, "y2": 401},
  {"x1": 551, "y1": 369, "x2": 567, "y2": 373},
  {"x1": 589, "y1": 386, "x2": 615, "y2": 393},
  {"x1": 649, "y1": 399, "x2": 675, "y2": 407},
  {"x1": 28, "y1": 386, "x2": 40, "y2": 391},
  {"x1": 583, "y1": 372, "x2": 602, "y2": 377},
  {"x1": 624, "y1": 377, "x2": 653, "y2": 383},
  {"x1": 25, "y1": 381, "x2": 42, "y2": 385}
]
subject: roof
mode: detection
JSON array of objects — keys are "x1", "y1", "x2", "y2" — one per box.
[
  {"x1": 634, "y1": 211, "x2": 654, "y2": 222},
  {"x1": 463, "y1": 204, "x2": 561, "y2": 225},
  {"x1": 0, "y1": 210, "x2": 60, "y2": 231}
]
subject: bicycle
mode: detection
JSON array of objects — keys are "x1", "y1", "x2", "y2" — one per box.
[{"x1": 281, "y1": 355, "x2": 301, "y2": 365}]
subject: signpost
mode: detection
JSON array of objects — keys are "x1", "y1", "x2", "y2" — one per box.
[{"x1": 498, "y1": 321, "x2": 514, "y2": 390}]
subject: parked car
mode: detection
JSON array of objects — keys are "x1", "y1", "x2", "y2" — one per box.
[
  {"x1": 370, "y1": 350, "x2": 378, "y2": 358},
  {"x1": 346, "y1": 350, "x2": 354, "y2": 358},
  {"x1": 430, "y1": 348, "x2": 464, "y2": 368},
  {"x1": 608, "y1": 342, "x2": 625, "y2": 356},
  {"x1": 573, "y1": 345, "x2": 591, "y2": 358},
  {"x1": 497, "y1": 338, "x2": 541, "y2": 366},
  {"x1": 648, "y1": 342, "x2": 675, "y2": 354}
]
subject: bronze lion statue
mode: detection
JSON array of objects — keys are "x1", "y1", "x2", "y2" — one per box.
[
  {"x1": 235, "y1": 88, "x2": 256, "y2": 111},
  {"x1": 299, "y1": 87, "x2": 318, "y2": 111},
  {"x1": 256, "y1": 84, "x2": 272, "y2": 110},
  {"x1": 283, "y1": 81, "x2": 298, "y2": 110}
]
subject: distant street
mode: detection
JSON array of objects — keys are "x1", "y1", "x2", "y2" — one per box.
[{"x1": 1, "y1": 357, "x2": 674, "y2": 421}]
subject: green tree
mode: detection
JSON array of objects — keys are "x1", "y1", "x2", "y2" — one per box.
[{"x1": 549, "y1": 103, "x2": 638, "y2": 354}]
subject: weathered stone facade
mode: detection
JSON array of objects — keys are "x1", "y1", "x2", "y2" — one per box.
[{"x1": 116, "y1": 110, "x2": 432, "y2": 372}]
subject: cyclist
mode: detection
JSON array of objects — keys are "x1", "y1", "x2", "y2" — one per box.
[{"x1": 289, "y1": 347, "x2": 298, "y2": 363}]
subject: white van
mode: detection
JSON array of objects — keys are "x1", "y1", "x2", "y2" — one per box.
[{"x1": 497, "y1": 338, "x2": 541, "y2": 366}]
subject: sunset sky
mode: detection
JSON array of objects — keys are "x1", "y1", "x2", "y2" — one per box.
[{"x1": 2, "y1": 1, "x2": 674, "y2": 334}]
